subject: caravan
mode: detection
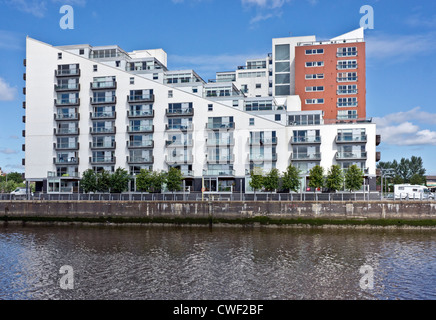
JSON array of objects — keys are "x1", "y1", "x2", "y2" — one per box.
[{"x1": 394, "y1": 184, "x2": 432, "y2": 200}]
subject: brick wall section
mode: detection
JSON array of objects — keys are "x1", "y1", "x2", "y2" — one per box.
[{"x1": 1, "y1": 201, "x2": 436, "y2": 221}]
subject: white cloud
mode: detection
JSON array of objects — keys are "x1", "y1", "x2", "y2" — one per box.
[
  {"x1": 0, "y1": 78, "x2": 17, "y2": 101},
  {"x1": 366, "y1": 32, "x2": 436, "y2": 62},
  {"x1": 373, "y1": 107, "x2": 436, "y2": 146},
  {"x1": 0, "y1": 148, "x2": 19, "y2": 155},
  {"x1": 5, "y1": 0, "x2": 86, "y2": 18}
]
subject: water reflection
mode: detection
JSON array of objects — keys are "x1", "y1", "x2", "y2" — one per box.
[{"x1": 0, "y1": 225, "x2": 434, "y2": 300}]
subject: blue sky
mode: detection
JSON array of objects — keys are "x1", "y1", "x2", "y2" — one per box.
[{"x1": 0, "y1": 0, "x2": 435, "y2": 175}]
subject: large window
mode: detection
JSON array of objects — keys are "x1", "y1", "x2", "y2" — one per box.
[{"x1": 275, "y1": 44, "x2": 290, "y2": 61}]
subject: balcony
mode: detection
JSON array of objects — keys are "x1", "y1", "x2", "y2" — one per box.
[
  {"x1": 54, "y1": 128, "x2": 79, "y2": 136},
  {"x1": 90, "y1": 156, "x2": 116, "y2": 165},
  {"x1": 54, "y1": 143, "x2": 79, "y2": 151},
  {"x1": 165, "y1": 140, "x2": 193, "y2": 148},
  {"x1": 55, "y1": 69, "x2": 80, "y2": 77},
  {"x1": 54, "y1": 84, "x2": 80, "y2": 92},
  {"x1": 90, "y1": 141, "x2": 116, "y2": 150},
  {"x1": 166, "y1": 108, "x2": 194, "y2": 117},
  {"x1": 127, "y1": 156, "x2": 154, "y2": 164},
  {"x1": 90, "y1": 127, "x2": 116, "y2": 135},
  {"x1": 127, "y1": 125, "x2": 154, "y2": 133},
  {"x1": 337, "y1": 89, "x2": 358, "y2": 95},
  {"x1": 165, "y1": 154, "x2": 193, "y2": 164},
  {"x1": 55, "y1": 98, "x2": 80, "y2": 107},
  {"x1": 127, "y1": 110, "x2": 154, "y2": 118},
  {"x1": 206, "y1": 154, "x2": 234, "y2": 163},
  {"x1": 128, "y1": 140, "x2": 154, "y2": 148},
  {"x1": 291, "y1": 136, "x2": 321, "y2": 144},
  {"x1": 291, "y1": 153, "x2": 321, "y2": 161},
  {"x1": 206, "y1": 122, "x2": 235, "y2": 130},
  {"x1": 90, "y1": 112, "x2": 116, "y2": 120},
  {"x1": 376, "y1": 152, "x2": 381, "y2": 162},
  {"x1": 249, "y1": 137, "x2": 277, "y2": 146},
  {"x1": 376, "y1": 135, "x2": 381, "y2": 146},
  {"x1": 127, "y1": 94, "x2": 155, "y2": 103},
  {"x1": 181, "y1": 170, "x2": 194, "y2": 177},
  {"x1": 55, "y1": 113, "x2": 79, "y2": 121},
  {"x1": 90, "y1": 96, "x2": 116, "y2": 105},
  {"x1": 203, "y1": 169, "x2": 235, "y2": 177},
  {"x1": 249, "y1": 153, "x2": 278, "y2": 162},
  {"x1": 54, "y1": 157, "x2": 79, "y2": 165},
  {"x1": 335, "y1": 135, "x2": 367, "y2": 144},
  {"x1": 336, "y1": 152, "x2": 367, "y2": 160},
  {"x1": 90, "y1": 81, "x2": 117, "y2": 90},
  {"x1": 206, "y1": 138, "x2": 235, "y2": 147},
  {"x1": 165, "y1": 124, "x2": 193, "y2": 132}
]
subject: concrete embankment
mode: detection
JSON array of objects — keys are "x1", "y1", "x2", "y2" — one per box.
[{"x1": 1, "y1": 201, "x2": 436, "y2": 227}]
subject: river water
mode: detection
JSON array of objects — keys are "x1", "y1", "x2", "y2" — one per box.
[{"x1": 0, "y1": 224, "x2": 434, "y2": 300}]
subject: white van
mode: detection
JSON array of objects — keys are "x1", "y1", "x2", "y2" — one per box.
[
  {"x1": 10, "y1": 188, "x2": 27, "y2": 196},
  {"x1": 394, "y1": 184, "x2": 431, "y2": 200}
]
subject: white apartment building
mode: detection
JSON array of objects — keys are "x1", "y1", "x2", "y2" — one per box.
[{"x1": 23, "y1": 30, "x2": 379, "y2": 194}]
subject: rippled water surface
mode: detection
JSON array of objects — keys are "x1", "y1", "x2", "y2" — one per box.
[{"x1": 0, "y1": 224, "x2": 434, "y2": 300}]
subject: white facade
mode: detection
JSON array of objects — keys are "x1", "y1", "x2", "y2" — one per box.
[{"x1": 23, "y1": 36, "x2": 378, "y2": 193}]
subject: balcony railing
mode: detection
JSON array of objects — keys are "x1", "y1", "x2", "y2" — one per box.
[
  {"x1": 90, "y1": 157, "x2": 116, "y2": 164},
  {"x1": 90, "y1": 127, "x2": 116, "y2": 134},
  {"x1": 127, "y1": 110, "x2": 154, "y2": 118},
  {"x1": 207, "y1": 138, "x2": 235, "y2": 146},
  {"x1": 55, "y1": 69, "x2": 80, "y2": 77},
  {"x1": 55, "y1": 98, "x2": 80, "y2": 106},
  {"x1": 127, "y1": 156, "x2": 154, "y2": 164},
  {"x1": 54, "y1": 157, "x2": 79, "y2": 165},
  {"x1": 165, "y1": 124, "x2": 193, "y2": 131},
  {"x1": 336, "y1": 152, "x2": 367, "y2": 160},
  {"x1": 127, "y1": 94, "x2": 155, "y2": 103},
  {"x1": 336, "y1": 135, "x2": 367, "y2": 143},
  {"x1": 291, "y1": 136, "x2": 321, "y2": 144},
  {"x1": 91, "y1": 142, "x2": 116, "y2": 149},
  {"x1": 291, "y1": 153, "x2": 321, "y2": 161},
  {"x1": 128, "y1": 140, "x2": 154, "y2": 148},
  {"x1": 54, "y1": 143, "x2": 79, "y2": 150},
  {"x1": 165, "y1": 154, "x2": 193, "y2": 164},
  {"x1": 166, "y1": 108, "x2": 194, "y2": 117},
  {"x1": 90, "y1": 112, "x2": 116, "y2": 120},
  {"x1": 337, "y1": 89, "x2": 358, "y2": 95},
  {"x1": 206, "y1": 122, "x2": 235, "y2": 130},
  {"x1": 249, "y1": 137, "x2": 277, "y2": 146},
  {"x1": 55, "y1": 113, "x2": 79, "y2": 121},
  {"x1": 90, "y1": 81, "x2": 117, "y2": 90},
  {"x1": 203, "y1": 169, "x2": 235, "y2": 177},
  {"x1": 55, "y1": 128, "x2": 79, "y2": 135},
  {"x1": 90, "y1": 96, "x2": 116, "y2": 105},
  {"x1": 165, "y1": 140, "x2": 193, "y2": 147},
  {"x1": 249, "y1": 153, "x2": 277, "y2": 162},
  {"x1": 127, "y1": 125, "x2": 154, "y2": 133},
  {"x1": 206, "y1": 154, "x2": 234, "y2": 163},
  {"x1": 55, "y1": 84, "x2": 80, "y2": 92}
]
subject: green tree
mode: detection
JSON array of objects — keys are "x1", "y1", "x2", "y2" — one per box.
[
  {"x1": 80, "y1": 169, "x2": 97, "y2": 193},
  {"x1": 345, "y1": 165, "x2": 363, "y2": 192},
  {"x1": 136, "y1": 169, "x2": 153, "y2": 192},
  {"x1": 249, "y1": 167, "x2": 264, "y2": 197},
  {"x1": 282, "y1": 164, "x2": 301, "y2": 193},
  {"x1": 6, "y1": 172, "x2": 24, "y2": 184},
  {"x1": 410, "y1": 173, "x2": 425, "y2": 185},
  {"x1": 264, "y1": 168, "x2": 280, "y2": 193},
  {"x1": 96, "y1": 170, "x2": 111, "y2": 193},
  {"x1": 0, "y1": 180, "x2": 18, "y2": 193},
  {"x1": 325, "y1": 165, "x2": 344, "y2": 192},
  {"x1": 308, "y1": 165, "x2": 324, "y2": 191},
  {"x1": 110, "y1": 167, "x2": 131, "y2": 193},
  {"x1": 166, "y1": 167, "x2": 182, "y2": 192}
]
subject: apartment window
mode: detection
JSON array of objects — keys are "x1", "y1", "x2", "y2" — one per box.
[
  {"x1": 93, "y1": 65, "x2": 98, "y2": 72},
  {"x1": 116, "y1": 61, "x2": 120, "y2": 67},
  {"x1": 233, "y1": 100, "x2": 239, "y2": 107},
  {"x1": 58, "y1": 53, "x2": 62, "y2": 60},
  {"x1": 275, "y1": 73, "x2": 290, "y2": 84},
  {"x1": 79, "y1": 49, "x2": 84, "y2": 55},
  {"x1": 153, "y1": 73, "x2": 158, "y2": 80},
  {"x1": 305, "y1": 74, "x2": 324, "y2": 80},
  {"x1": 337, "y1": 97, "x2": 358, "y2": 107},
  {"x1": 305, "y1": 86, "x2": 324, "y2": 92},
  {"x1": 338, "y1": 60, "x2": 357, "y2": 70},
  {"x1": 305, "y1": 99, "x2": 324, "y2": 104},
  {"x1": 305, "y1": 49, "x2": 324, "y2": 55},
  {"x1": 275, "y1": 62, "x2": 290, "y2": 73},
  {"x1": 275, "y1": 114, "x2": 281, "y2": 121},
  {"x1": 338, "y1": 110, "x2": 358, "y2": 120},
  {"x1": 249, "y1": 118, "x2": 255, "y2": 126},
  {"x1": 337, "y1": 72, "x2": 358, "y2": 82},
  {"x1": 208, "y1": 104, "x2": 213, "y2": 112},
  {"x1": 275, "y1": 44, "x2": 290, "y2": 61},
  {"x1": 305, "y1": 61, "x2": 324, "y2": 67},
  {"x1": 337, "y1": 85, "x2": 358, "y2": 95},
  {"x1": 192, "y1": 87, "x2": 198, "y2": 93},
  {"x1": 130, "y1": 77, "x2": 134, "y2": 85},
  {"x1": 168, "y1": 90, "x2": 173, "y2": 98},
  {"x1": 256, "y1": 83, "x2": 262, "y2": 89},
  {"x1": 337, "y1": 47, "x2": 357, "y2": 57}
]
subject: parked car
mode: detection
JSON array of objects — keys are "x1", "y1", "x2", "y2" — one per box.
[{"x1": 10, "y1": 188, "x2": 33, "y2": 198}]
